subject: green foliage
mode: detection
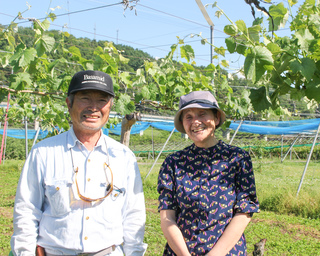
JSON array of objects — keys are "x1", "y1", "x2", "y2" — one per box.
[
  {"x1": 253, "y1": 159, "x2": 320, "y2": 220},
  {"x1": 260, "y1": 191, "x2": 320, "y2": 219},
  {"x1": 203, "y1": 1, "x2": 320, "y2": 114},
  {"x1": 2, "y1": 1, "x2": 320, "y2": 135},
  {"x1": 0, "y1": 136, "x2": 33, "y2": 160},
  {"x1": 128, "y1": 127, "x2": 186, "y2": 146},
  {"x1": 0, "y1": 13, "x2": 149, "y2": 130},
  {"x1": 115, "y1": 44, "x2": 154, "y2": 71},
  {"x1": 1, "y1": 9, "x2": 243, "y2": 133},
  {"x1": 245, "y1": 144, "x2": 320, "y2": 160},
  {"x1": 0, "y1": 15, "x2": 72, "y2": 131},
  {"x1": 1, "y1": 2, "x2": 320, "y2": 154}
]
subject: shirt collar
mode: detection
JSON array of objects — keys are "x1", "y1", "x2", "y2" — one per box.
[
  {"x1": 67, "y1": 126, "x2": 107, "y2": 152},
  {"x1": 189, "y1": 140, "x2": 222, "y2": 156}
]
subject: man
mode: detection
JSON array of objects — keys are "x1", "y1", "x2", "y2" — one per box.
[{"x1": 11, "y1": 70, "x2": 147, "y2": 256}]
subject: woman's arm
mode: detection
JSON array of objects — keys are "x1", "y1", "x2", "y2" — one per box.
[
  {"x1": 160, "y1": 210, "x2": 191, "y2": 256},
  {"x1": 206, "y1": 213, "x2": 251, "y2": 256}
]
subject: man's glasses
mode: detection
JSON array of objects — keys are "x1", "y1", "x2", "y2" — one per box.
[{"x1": 74, "y1": 163, "x2": 122, "y2": 202}]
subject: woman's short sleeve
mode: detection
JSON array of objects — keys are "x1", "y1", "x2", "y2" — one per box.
[
  {"x1": 157, "y1": 157, "x2": 177, "y2": 211},
  {"x1": 234, "y1": 151, "x2": 260, "y2": 215}
]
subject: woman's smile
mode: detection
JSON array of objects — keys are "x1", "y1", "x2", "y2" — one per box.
[{"x1": 192, "y1": 126, "x2": 205, "y2": 133}]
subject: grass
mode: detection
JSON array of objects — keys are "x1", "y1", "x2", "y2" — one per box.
[
  {"x1": 0, "y1": 160, "x2": 24, "y2": 256},
  {"x1": 1, "y1": 158, "x2": 320, "y2": 256}
]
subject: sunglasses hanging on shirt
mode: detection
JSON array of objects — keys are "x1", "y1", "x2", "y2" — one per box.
[
  {"x1": 70, "y1": 140, "x2": 124, "y2": 203},
  {"x1": 73, "y1": 163, "x2": 114, "y2": 202}
]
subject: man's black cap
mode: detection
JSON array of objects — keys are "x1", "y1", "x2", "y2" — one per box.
[{"x1": 68, "y1": 70, "x2": 114, "y2": 96}]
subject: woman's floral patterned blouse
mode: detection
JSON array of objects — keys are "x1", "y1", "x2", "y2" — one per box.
[{"x1": 158, "y1": 140, "x2": 260, "y2": 255}]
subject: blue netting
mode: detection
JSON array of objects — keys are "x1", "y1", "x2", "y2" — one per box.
[
  {"x1": 108, "y1": 122, "x2": 151, "y2": 135},
  {"x1": 107, "y1": 121, "x2": 177, "y2": 135},
  {"x1": 150, "y1": 122, "x2": 177, "y2": 132},
  {"x1": 102, "y1": 128, "x2": 109, "y2": 136},
  {"x1": 2, "y1": 119, "x2": 320, "y2": 139},
  {"x1": 229, "y1": 119, "x2": 320, "y2": 135},
  {"x1": 0, "y1": 129, "x2": 49, "y2": 139}
]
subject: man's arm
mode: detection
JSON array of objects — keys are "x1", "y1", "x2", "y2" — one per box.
[
  {"x1": 160, "y1": 210, "x2": 191, "y2": 256},
  {"x1": 11, "y1": 149, "x2": 44, "y2": 256},
  {"x1": 122, "y1": 157, "x2": 147, "y2": 256}
]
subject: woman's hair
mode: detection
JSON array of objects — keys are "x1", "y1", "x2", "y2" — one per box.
[{"x1": 211, "y1": 109, "x2": 218, "y2": 116}]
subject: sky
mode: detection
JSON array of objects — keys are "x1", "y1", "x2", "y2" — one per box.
[{"x1": 0, "y1": 0, "x2": 296, "y2": 72}]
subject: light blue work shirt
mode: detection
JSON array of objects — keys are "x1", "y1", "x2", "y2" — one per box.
[{"x1": 11, "y1": 127, "x2": 147, "y2": 256}]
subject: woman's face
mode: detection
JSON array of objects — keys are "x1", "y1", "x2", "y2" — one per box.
[{"x1": 181, "y1": 108, "x2": 220, "y2": 148}]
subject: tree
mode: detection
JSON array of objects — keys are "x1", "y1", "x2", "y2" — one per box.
[
  {"x1": 202, "y1": 0, "x2": 320, "y2": 114},
  {"x1": 0, "y1": 10, "x2": 133, "y2": 132},
  {"x1": 4, "y1": 0, "x2": 319, "y2": 148},
  {"x1": 1, "y1": 8, "x2": 246, "y2": 147}
]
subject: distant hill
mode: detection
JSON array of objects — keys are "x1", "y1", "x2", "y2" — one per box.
[{"x1": 0, "y1": 24, "x2": 154, "y2": 74}]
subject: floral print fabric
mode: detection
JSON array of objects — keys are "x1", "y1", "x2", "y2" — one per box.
[{"x1": 158, "y1": 140, "x2": 259, "y2": 256}]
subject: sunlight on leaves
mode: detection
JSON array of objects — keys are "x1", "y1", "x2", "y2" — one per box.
[
  {"x1": 268, "y1": 3, "x2": 289, "y2": 31},
  {"x1": 244, "y1": 46, "x2": 273, "y2": 83},
  {"x1": 250, "y1": 86, "x2": 272, "y2": 112}
]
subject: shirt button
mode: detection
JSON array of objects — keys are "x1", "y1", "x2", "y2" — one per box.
[
  {"x1": 88, "y1": 159, "x2": 91, "y2": 162},
  {"x1": 56, "y1": 187, "x2": 60, "y2": 191},
  {"x1": 86, "y1": 216, "x2": 89, "y2": 220},
  {"x1": 84, "y1": 236, "x2": 88, "y2": 240},
  {"x1": 87, "y1": 178, "x2": 91, "y2": 182}
]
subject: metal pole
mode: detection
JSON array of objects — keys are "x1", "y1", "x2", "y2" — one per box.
[
  {"x1": 229, "y1": 120, "x2": 243, "y2": 145},
  {"x1": 2, "y1": 121, "x2": 8, "y2": 164},
  {"x1": 195, "y1": 0, "x2": 214, "y2": 64},
  {"x1": 25, "y1": 117, "x2": 28, "y2": 158},
  {"x1": 281, "y1": 135, "x2": 283, "y2": 159},
  {"x1": 0, "y1": 93, "x2": 10, "y2": 164},
  {"x1": 296, "y1": 123, "x2": 320, "y2": 196},
  {"x1": 144, "y1": 127, "x2": 175, "y2": 180},
  {"x1": 281, "y1": 134, "x2": 301, "y2": 163},
  {"x1": 32, "y1": 127, "x2": 41, "y2": 147},
  {"x1": 210, "y1": 25, "x2": 213, "y2": 63},
  {"x1": 152, "y1": 126, "x2": 155, "y2": 159}
]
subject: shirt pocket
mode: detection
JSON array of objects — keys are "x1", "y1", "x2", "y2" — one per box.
[{"x1": 45, "y1": 179, "x2": 73, "y2": 217}]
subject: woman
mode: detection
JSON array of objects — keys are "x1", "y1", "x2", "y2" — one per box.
[{"x1": 157, "y1": 91, "x2": 259, "y2": 256}]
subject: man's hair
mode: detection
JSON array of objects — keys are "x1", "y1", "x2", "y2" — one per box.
[{"x1": 68, "y1": 93, "x2": 75, "y2": 108}]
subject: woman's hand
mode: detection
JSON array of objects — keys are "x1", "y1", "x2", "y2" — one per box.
[
  {"x1": 160, "y1": 209, "x2": 191, "y2": 256},
  {"x1": 206, "y1": 213, "x2": 252, "y2": 256}
]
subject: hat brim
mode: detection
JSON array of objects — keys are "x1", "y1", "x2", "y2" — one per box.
[{"x1": 174, "y1": 103, "x2": 226, "y2": 134}]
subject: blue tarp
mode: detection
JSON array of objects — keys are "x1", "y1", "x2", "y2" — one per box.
[
  {"x1": 1, "y1": 118, "x2": 320, "y2": 139},
  {"x1": 151, "y1": 122, "x2": 177, "y2": 132},
  {"x1": 108, "y1": 121, "x2": 177, "y2": 135},
  {"x1": 108, "y1": 122, "x2": 152, "y2": 136},
  {"x1": 0, "y1": 129, "x2": 49, "y2": 139},
  {"x1": 0, "y1": 122, "x2": 176, "y2": 139},
  {"x1": 229, "y1": 119, "x2": 320, "y2": 135}
]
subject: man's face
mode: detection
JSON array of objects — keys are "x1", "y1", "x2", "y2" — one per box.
[{"x1": 66, "y1": 90, "x2": 113, "y2": 136}]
